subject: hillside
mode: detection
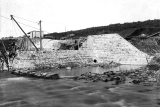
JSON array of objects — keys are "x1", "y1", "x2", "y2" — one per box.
[{"x1": 44, "y1": 19, "x2": 160, "y2": 40}]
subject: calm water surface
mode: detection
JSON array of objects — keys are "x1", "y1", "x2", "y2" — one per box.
[
  {"x1": 0, "y1": 65, "x2": 160, "y2": 107},
  {"x1": 51, "y1": 65, "x2": 144, "y2": 77}
]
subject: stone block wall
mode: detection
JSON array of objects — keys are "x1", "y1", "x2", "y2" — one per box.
[
  {"x1": 11, "y1": 50, "x2": 92, "y2": 70},
  {"x1": 11, "y1": 33, "x2": 152, "y2": 70},
  {"x1": 81, "y1": 34, "x2": 151, "y2": 65}
]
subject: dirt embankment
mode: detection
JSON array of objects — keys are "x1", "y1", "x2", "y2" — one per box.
[{"x1": 130, "y1": 38, "x2": 160, "y2": 55}]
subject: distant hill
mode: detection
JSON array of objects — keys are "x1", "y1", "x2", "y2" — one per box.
[{"x1": 44, "y1": 19, "x2": 160, "y2": 40}]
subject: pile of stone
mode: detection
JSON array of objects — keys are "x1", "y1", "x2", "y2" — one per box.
[
  {"x1": 69, "y1": 71, "x2": 126, "y2": 85},
  {"x1": 10, "y1": 69, "x2": 60, "y2": 80},
  {"x1": 10, "y1": 69, "x2": 127, "y2": 85},
  {"x1": 10, "y1": 66, "x2": 160, "y2": 86},
  {"x1": 128, "y1": 68, "x2": 159, "y2": 86},
  {"x1": 66, "y1": 68, "x2": 159, "y2": 86}
]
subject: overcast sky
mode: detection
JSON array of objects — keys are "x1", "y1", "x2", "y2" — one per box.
[{"x1": 0, "y1": 0, "x2": 160, "y2": 38}]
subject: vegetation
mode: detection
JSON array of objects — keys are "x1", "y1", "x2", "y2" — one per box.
[
  {"x1": 44, "y1": 19, "x2": 160, "y2": 39},
  {"x1": 0, "y1": 38, "x2": 17, "y2": 53},
  {"x1": 130, "y1": 38, "x2": 160, "y2": 55}
]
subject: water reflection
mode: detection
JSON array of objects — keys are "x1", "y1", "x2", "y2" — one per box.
[
  {"x1": 52, "y1": 65, "x2": 144, "y2": 77},
  {"x1": 106, "y1": 65, "x2": 144, "y2": 72}
]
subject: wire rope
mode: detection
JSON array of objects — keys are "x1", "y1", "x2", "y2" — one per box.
[
  {"x1": 13, "y1": 15, "x2": 38, "y2": 24},
  {"x1": 0, "y1": 15, "x2": 51, "y2": 34}
]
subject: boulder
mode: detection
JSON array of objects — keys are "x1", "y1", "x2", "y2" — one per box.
[{"x1": 132, "y1": 79, "x2": 141, "y2": 84}]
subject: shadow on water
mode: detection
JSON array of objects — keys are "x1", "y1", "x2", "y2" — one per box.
[{"x1": 0, "y1": 70, "x2": 16, "y2": 79}]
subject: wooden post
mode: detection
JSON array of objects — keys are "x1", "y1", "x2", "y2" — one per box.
[
  {"x1": 39, "y1": 20, "x2": 43, "y2": 50},
  {"x1": 11, "y1": 15, "x2": 38, "y2": 51}
]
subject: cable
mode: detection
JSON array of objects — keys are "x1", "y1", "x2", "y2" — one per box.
[
  {"x1": 0, "y1": 15, "x2": 51, "y2": 34},
  {"x1": 17, "y1": 22, "x2": 51, "y2": 33},
  {"x1": 0, "y1": 15, "x2": 11, "y2": 20},
  {"x1": 17, "y1": 21, "x2": 39, "y2": 30},
  {"x1": 13, "y1": 15, "x2": 38, "y2": 24},
  {"x1": 0, "y1": 15, "x2": 38, "y2": 24},
  {"x1": 0, "y1": 15, "x2": 39, "y2": 29}
]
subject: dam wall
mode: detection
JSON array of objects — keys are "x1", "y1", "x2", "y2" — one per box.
[
  {"x1": 10, "y1": 34, "x2": 151, "y2": 70},
  {"x1": 10, "y1": 50, "x2": 92, "y2": 70},
  {"x1": 80, "y1": 34, "x2": 151, "y2": 65}
]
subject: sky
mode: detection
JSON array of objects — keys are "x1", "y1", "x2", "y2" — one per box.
[{"x1": 0, "y1": 0, "x2": 160, "y2": 38}]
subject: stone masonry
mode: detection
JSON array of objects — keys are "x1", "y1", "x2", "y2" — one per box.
[
  {"x1": 10, "y1": 33, "x2": 151, "y2": 70},
  {"x1": 81, "y1": 34, "x2": 151, "y2": 65},
  {"x1": 10, "y1": 50, "x2": 92, "y2": 70}
]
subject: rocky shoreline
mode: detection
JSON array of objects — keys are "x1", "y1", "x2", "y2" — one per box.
[
  {"x1": 10, "y1": 64, "x2": 160, "y2": 87},
  {"x1": 8, "y1": 52, "x2": 160, "y2": 86}
]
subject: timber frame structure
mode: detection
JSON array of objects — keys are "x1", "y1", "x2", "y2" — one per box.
[{"x1": 11, "y1": 15, "x2": 39, "y2": 51}]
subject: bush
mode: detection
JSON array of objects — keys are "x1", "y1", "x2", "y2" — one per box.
[{"x1": 146, "y1": 64, "x2": 160, "y2": 70}]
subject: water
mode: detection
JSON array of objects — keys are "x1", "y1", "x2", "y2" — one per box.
[
  {"x1": 0, "y1": 65, "x2": 160, "y2": 107},
  {"x1": 50, "y1": 65, "x2": 144, "y2": 77}
]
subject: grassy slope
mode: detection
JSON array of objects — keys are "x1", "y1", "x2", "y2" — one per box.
[{"x1": 44, "y1": 19, "x2": 160, "y2": 39}]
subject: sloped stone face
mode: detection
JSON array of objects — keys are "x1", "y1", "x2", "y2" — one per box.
[{"x1": 81, "y1": 34, "x2": 150, "y2": 65}]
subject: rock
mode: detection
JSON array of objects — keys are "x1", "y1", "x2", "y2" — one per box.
[
  {"x1": 79, "y1": 75, "x2": 86, "y2": 80},
  {"x1": 44, "y1": 73, "x2": 55, "y2": 79},
  {"x1": 115, "y1": 80, "x2": 120, "y2": 85},
  {"x1": 103, "y1": 78, "x2": 109, "y2": 82},
  {"x1": 108, "y1": 76, "x2": 115, "y2": 81},
  {"x1": 92, "y1": 79, "x2": 98, "y2": 82},
  {"x1": 129, "y1": 73, "x2": 136, "y2": 78},
  {"x1": 72, "y1": 76, "x2": 79, "y2": 80},
  {"x1": 100, "y1": 76, "x2": 108, "y2": 82},
  {"x1": 41, "y1": 72, "x2": 47, "y2": 77},
  {"x1": 132, "y1": 79, "x2": 141, "y2": 84},
  {"x1": 34, "y1": 72, "x2": 42, "y2": 78},
  {"x1": 50, "y1": 73, "x2": 60, "y2": 79},
  {"x1": 103, "y1": 71, "x2": 116, "y2": 76},
  {"x1": 90, "y1": 73, "x2": 97, "y2": 77},
  {"x1": 142, "y1": 82, "x2": 153, "y2": 86},
  {"x1": 14, "y1": 70, "x2": 20, "y2": 75},
  {"x1": 19, "y1": 70, "x2": 30, "y2": 76},
  {"x1": 123, "y1": 71, "x2": 131, "y2": 76},
  {"x1": 148, "y1": 78, "x2": 157, "y2": 82},
  {"x1": 10, "y1": 70, "x2": 16, "y2": 74},
  {"x1": 66, "y1": 67, "x2": 71, "y2": 70},
  {"x1": 142, "y1": 76, "x2": 148, "y2": 80},
  {"x1": 28, "y1": 71, "x2": 36, "y2": 77},
  {"x1": 113, "y1": 75, "x2": 125, "y2": 85}
]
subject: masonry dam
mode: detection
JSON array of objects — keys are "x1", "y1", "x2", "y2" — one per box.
[{"x1": 10, "y1": 34, "x2": 151, "y2": 70}]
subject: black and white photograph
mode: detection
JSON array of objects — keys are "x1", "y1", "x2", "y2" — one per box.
[{"x1": 0, "y1": 0, "x2": 160, "y2": 107}]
